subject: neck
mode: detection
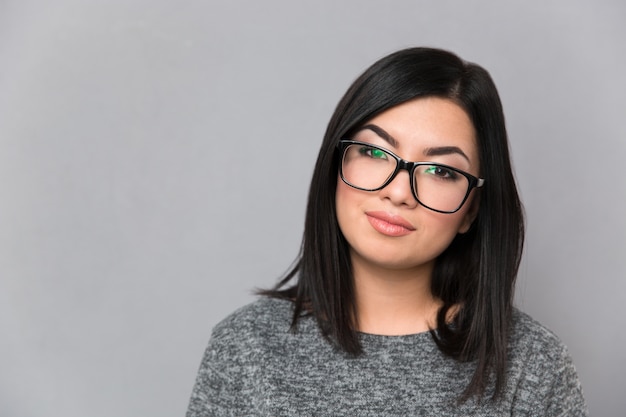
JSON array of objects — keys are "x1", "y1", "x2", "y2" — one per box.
[{"x1": 351, "y1": 256, "x2": 441, "y2": 336}]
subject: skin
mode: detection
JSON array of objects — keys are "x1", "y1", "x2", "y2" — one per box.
[{"x1": 335, "y1": 97, "x2": 480, "y2": 335}]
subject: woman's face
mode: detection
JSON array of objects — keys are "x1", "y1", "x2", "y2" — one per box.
[{"x1": 335, "y1": 97, "x2": 480, "y2": 276}]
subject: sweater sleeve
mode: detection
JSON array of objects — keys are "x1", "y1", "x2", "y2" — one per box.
[
  {"x1": 511, "y1": 340, "x2": 589, "y2": 417},
  {"x1": 540, "y1": 346, "x2": 588, "y2": 417},
  {"x1": 507, "y1": 310, "x2": 589, "y2": 417},
  {"x1": 186, "y1": 338, "x2": 241, "y2": 417},
  {"x1": 186, "y1": 300, "x2": 271, "y2": 417}
]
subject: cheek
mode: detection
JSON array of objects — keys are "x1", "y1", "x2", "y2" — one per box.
[
  {"x1": 419, "y1": 205, "x2": 474, "y2": 244},
  {"x1": 456, "y1": 193, "x2": 479, "y2": 234},
  {"x1": 335, "y1": 177, "x2": 372, "y2": 244},
  {"x1": 448, "y1": 208, "x2": 473, "y2": 237},
  {"x1": 335, "y1": 178, "x2": 355, "y2": 229}
]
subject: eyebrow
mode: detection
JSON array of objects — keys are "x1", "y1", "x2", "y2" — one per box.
[
  {"x1": 360, "y1": 124, "x2": 399, "y2": 147},
  {"x1": 423, "y1": 146, "x2": 470, "y2": 162},
  {"x1": 359, "y1": 124, "x2": 470, "y2": 162}
]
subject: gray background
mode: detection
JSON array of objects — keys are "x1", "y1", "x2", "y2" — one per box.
[{"x1": 1, "y1": 1, "x2": 624, "y2": 416}]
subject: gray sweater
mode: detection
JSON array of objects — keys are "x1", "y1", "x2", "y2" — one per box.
[{"x1": 187, "y1": 297, "x2": 587, "y2": 416}]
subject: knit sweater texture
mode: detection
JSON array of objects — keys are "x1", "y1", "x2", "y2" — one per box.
[{"x1": 186, "y1": 297, "x2": 588, "y2": 416}]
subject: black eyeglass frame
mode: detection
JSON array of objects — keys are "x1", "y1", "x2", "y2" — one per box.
[{"x1": 337, "y1": 139, "x2": 485, "y2": 214}]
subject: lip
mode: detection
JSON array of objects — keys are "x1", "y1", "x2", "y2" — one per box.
[{"x1": 365, "y1": 211, "x2": 415, "y2": 237}]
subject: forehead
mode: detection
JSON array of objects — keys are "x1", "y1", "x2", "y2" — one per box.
[{"x1": 361, "y1": 97, "x2": 479, "y2": 164}]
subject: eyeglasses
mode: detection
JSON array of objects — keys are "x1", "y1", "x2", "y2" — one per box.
[{"x1": 337, "y1": 140, "x2": 485, "y2": 214}]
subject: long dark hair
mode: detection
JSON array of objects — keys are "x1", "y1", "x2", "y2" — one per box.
[{"x1": 261, "y1": 47, "x2": 524, "y2": 401}]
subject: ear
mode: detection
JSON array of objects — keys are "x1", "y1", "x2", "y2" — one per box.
[{"x1": 457, "y1": 193, "x2": 480, "y2": 234}]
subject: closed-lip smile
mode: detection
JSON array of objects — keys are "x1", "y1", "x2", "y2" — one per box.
[{"x1": 365, "y1": 211, "x2": 415, "y2": 236}]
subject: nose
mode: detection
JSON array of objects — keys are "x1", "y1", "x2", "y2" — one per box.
[{"x1": 378, "y1": 169, "x2": 418, "y2": 208}]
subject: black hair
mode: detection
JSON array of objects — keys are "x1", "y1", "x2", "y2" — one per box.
[{"x1": 261, "y1": 47, "x2": 524, "y2": 401}]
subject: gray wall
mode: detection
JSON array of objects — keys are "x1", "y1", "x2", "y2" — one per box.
[{"x1": 1, "y1": 1, "x2": 624, "y2": 416}]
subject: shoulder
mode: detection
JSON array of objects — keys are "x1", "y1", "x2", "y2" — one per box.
[
  {"x1": 188, "y1": 298, "x2": 295, "y2": 415},
  {"x1": 195, "y1": 297, "x2": 296, "y2": 381},
  {"x1": 210, "y1": 297, "x2": 294, "y2": 348},
  {"x1": 508, "y1": 308, "x2": 575, "y2": 378},
  {"x1": 206, "y1": 296, "x2": 304, "y2": 366},
  {"x1": 509, "y1": 308, "x2": 565, "y2": 354},
  {"x1": 507, "y1": 308, "x2": 588, "y2": 416},
  {"x1": 213, "y1": 297, "x2": 293, "y2": 334}
]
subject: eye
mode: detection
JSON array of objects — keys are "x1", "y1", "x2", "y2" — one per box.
[
  {"x1": 423, "y1": 165, "x2": 459, "y2": 180},
  {"x1": 358, "y1": 146, "x2": 388, "y2": 160}
]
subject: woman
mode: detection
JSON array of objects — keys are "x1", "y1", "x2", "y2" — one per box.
[{"x1": 187, "y1": 47, "x2": 588, "y2": 416}]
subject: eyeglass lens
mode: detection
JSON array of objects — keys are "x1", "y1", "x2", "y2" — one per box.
[{"x1": 341, "y1": 143, "x2": 471, "y2": 213}]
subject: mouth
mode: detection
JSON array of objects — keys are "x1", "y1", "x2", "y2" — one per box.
[{"x1": 365, "y1": 211, "x2": 415, "y2": 237}]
